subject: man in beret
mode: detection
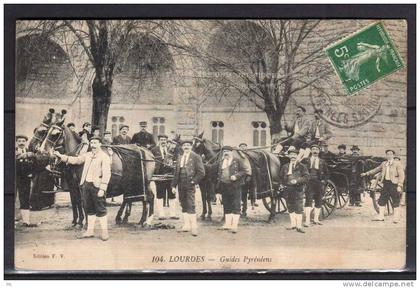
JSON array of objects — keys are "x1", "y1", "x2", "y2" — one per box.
[
  {"x1": 301, "y1": 144, "x2": 329, "y2": 226},
  {"x1": 131, "y1": 121, "x2": 156, "y2": 149},
  {"x1": 277, "y1": 105, "x2": 311, "y2": 158},
  {"x1": 67, "y1": 122, "x2": 76, "y2": 132},
  {"x1": 279, "y1": 147, "x2": 309, "y2": 233},
  {"x1": 113, "y1": 125, "x2": 131, "y2": 145},
  {"x1": 361, "y1": 149, "x2": 405, "y2": 223},
  {"x1": 15, "y1": 135, "x2": 37, "y2": 227},
  {"x1": 102, "y1": 131, "x2": 113, "y2": 145},
  {"x1": 152, "y1": 134, "x2": 178, "y2": 220},
  {"x1": 216, "y1": 146, "x2": 251, "y2": 233},
  {"x1": 54, "y1": 136, "x2": 111, "y2": 241},
  {"x1": 79, "y1": 122, "x2": 92, "y2": 141},
  {"x1": 171, "y1": 140, "x2": 205, "y2": 236}
]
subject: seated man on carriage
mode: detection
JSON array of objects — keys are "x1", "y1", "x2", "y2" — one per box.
[
  {"x1": 361, "y1": 149, "x2": 405, "y2": 223},
  {"x1": 275, "y1": 105, "x2": 311, "y2": 159}
]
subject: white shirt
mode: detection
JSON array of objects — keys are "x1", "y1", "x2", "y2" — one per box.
[
  {"x1": 310, "y1": 156, "x2": 319, "y2": 170},
  {"x1": 315, "y1": 121, "x2": 321, "y2": 138},
  {"x1": 181, "y1": 152, "x2": 190, "y2": 168},
  {"x1": 385, "y1": 160, "x2": 393, "y2": 180},
  {"x1": 160, "y1": 146, "x2": 168, "y2": 158},
  {"x1": 222, "y1": 156, "x2": 233, "y2": 169}
]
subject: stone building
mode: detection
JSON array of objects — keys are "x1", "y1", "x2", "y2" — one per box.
[{"x1": 15, "y1": 20, "x2": 407, "y2": 160}]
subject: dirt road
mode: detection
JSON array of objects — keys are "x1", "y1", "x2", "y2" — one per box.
[{"x1": 15, "y1": 193, "x2": 406, "y2": 271}]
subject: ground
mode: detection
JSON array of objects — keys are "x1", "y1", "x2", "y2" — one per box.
[{"x1": 14, "y1": 191, "x2": 406, "y2": 271}]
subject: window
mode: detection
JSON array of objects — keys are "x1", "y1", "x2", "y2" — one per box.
[
  {"x1": 252, "y1": 121, "x2": 267, "y2": 147},
  {"x1": 152, "y1": 117, "x2": 165, "y2": 140},
  {"x1": 211, "y1": 121, "x2": 224, "y2": 144},
  {"x1": 111, "y1": 116, "x2": 125, "y2": 138}
]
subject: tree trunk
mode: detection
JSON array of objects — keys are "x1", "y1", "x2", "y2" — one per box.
[
  {"x1": 91, "y1": 75, "x2": 112, "y2": 135},
  {"x1": 267, "y1": 111, "x2": 283, "y2": 144}
]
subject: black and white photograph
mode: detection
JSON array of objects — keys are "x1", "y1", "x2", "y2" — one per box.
[{"x1": 5, "y1": 5, "x2": 414, "y2": 275}]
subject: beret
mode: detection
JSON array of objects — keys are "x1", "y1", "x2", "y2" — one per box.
[
  {"x1": 385, "y1": 149, "x2": 396, "y2": 154},
  {"x1": 139, "y1": 121, "x2": 147, "y2": 126},
  {"x1": 350, "y1": 145, "x2": 360, "y2": 151},
  {"x1": 157, "y1": 134, "x2": 168, "y2": 139},
  {"x1": 238, "y1": 143, "x2": 248, "y2": 147},
  {"x1": 310, "y1": 143, "x2": 320, "y2": 149},
  {"x1": 297, "y1": 105, "x2": 306, "y2": 113},
  {"x1": 119, "y1": 125, "x2": 129, "y2": 130},
  {"x1": 66, "y1": 122, "x2": 75, "y2": 128},
  {"x1": 287, "y1": 147, "x2": 299, "y2": 154}
]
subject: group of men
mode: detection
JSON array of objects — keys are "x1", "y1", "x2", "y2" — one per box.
[{"x1": 15, "y1": 108, "x2": 406, "y2": 240}]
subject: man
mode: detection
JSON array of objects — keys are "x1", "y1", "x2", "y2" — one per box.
[
  {"x1": 217, "y1": 146, "x2": 251, "y2": 233},
  {"x1": 308, "y1": 109, "x2": 332, "y2": 145},
  {"x1": 79, "y1": 122, "x2": 92, "y2": 141},
  {"x1": 349, "y1": 145, "x2": 363, "y2": 206},
  {"x1": 361, "y1": 149, "x2": 405, "y2": 223},
  {"x1": 277, "y1": 106, "x2": 311, "y2": 158},
  {"x1": 54, "y1": 136, "x2": 111, "y2": 241},
  {"x1": 67, "y1": 122, "x2": 76, "y2": 132},
  {"x1": 113, "y1": 125, "x2": 131, "y2": 145},
  {"x1": 15, "y1": 135, "x2": 37, "y2": 227},
  {"x1": 319, "y1": 141, "x2": 336, "y2": 162},
  {"x1": 152, "y1": 134, "x2": 178, "y2": 220},
  {"x1": 301, "y1": 144, "x2": 329, "y2": 226},
  {"x1": 279, "y1": 147, "x2": 309, "y2": 233},
  {"x1": 171, "y1": 140, "x2": 205, "y2": 236},
  {"x1": 131, "y1": 121, "x2": 156, "y2": 149},
  {"x1": 92, "y1": 126, "x2": 101, "y2": 138},
  {"x1": 337, "y1": 144, "x2": 347, "y2": 158},
  {"x1": 102, "y1": 131, "x2": 113, "y2": 145}
]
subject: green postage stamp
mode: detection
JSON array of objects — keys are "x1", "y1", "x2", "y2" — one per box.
[{"x1": 325, "y1": 21, "x2": 404, "y2": 95}]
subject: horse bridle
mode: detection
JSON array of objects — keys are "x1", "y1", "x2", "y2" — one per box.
[{"x1": 31, "y1": 122, "x2": 51, "y2": 143}]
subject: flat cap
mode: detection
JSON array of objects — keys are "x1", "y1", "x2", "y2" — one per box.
[
  {"x1": 385, "y1": 149, "x2": 396, "y2": 154},
  {"x1": 222, "y1": 145, "x2": 233, "y2": 151},
  {"x1": 181, "y1": 139, "x2": 193, "y2": 145},
  {"x1": 16, "y1": 134, "x2": 28, "y2": 141},
  {"x1": 157, "y1": 134, "x2": 168, "y2": 139},
  {"x1": 139, "y1": 121, "x2": 147, "y2": 126},
  {"x1": 119, "y1": 125, "x2": 129, "y2": 131},
  {"x1": 338, "y1": 144, "x2": 346, "y2": 150},
  {"x1": 90, "y1": 136, "x2": 102, "y2": 143}
]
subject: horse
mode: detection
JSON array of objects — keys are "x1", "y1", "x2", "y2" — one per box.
[
  {"x1": 38, "y1": 120, "x2": 156, "y2": 228},
  {"x1": 192, "y1": 134, "x2": 283, "y2": 221}
]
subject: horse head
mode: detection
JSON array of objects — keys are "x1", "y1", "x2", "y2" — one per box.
[{"x1": 28, "y1": 108, "x2": 56, "y2": 152}]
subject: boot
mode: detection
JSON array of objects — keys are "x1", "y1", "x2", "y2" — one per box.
[
  {"x1": 156, "y1": 199, "x2": 165, "y2": 220},
  {"x1": 190, "y1": 213, "x2": 198, "y2": 237},
  {"x1": 98, "y1": 215, "x2": 109, "y2": 241},
  {"x1": 219, "y1": 213, "x2": 232, "y2": 230},
  {"x1": 295, "y1": 214, "x2": 305, "y2": 233},
  {"x1": 231, "y1": 214, "x2": 240, "y2": 233},
  {"x1": 393, "y1": 207, "x2": 400, "y2": 224},
  {"x1": 179, "y1": 213, "x2": 191, "y2": 232},
  {"x1": 168, "y1": 199, "x2": 179, "y2": 220},
  {"x1": 372, "y1": 206, "x2": 385, "y2": 221},
  {"x1": 78, "y1": 215, "x2": 95, "y2": 238},
  {"x1": 20, "y1": 209, "x2": 37, "y2": 227},
  {"x1": 313, "y1": 208, "x2": 323, "y2": 225},
  {"x1": 304, "y1": 207, "x2": 312, "y2": 227},
  {"x1": 286, "y1": 212, "x2": 296, "y2": 230}
]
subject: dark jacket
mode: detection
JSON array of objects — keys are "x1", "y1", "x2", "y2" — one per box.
[
  {"x1": 280, "y1": 161, "x2": 310, "y2": 186},
  {"x1": 113, "y1": 135, "x2": 132, "y2": 145},
  {"x1": 285, "y1": 116, "x2": 311, "y2": 139},
  {"x1": 131, "y1": 130, "x2": 156, "y2": 148},
  {"x1": 217, "y1": 157, "x2": 251, "y2": 187},
  {"x1": 16, "y1": 147, "x2": 34, "y2": 178},
  {"x1": 151, "y1": 145, "x2": 172, "y2": 175},
  {"x1": 78, "y1": 129, "x2": 92, "y2": 140},
  {"x1": 308, "y1": 120, "x2": 332, "y2": 141},
  {"x1": 301, "y1": 156, "x2": 329, "y2": 181},
  {"x1": 171, "y1": 151, "x2": 205, "y2": 188}
]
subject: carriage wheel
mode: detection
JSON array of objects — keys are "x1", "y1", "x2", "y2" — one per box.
[
  {"x1": 262, "y1": 193, "x2": 288, "y2": 214},
  {"x1": 320, "y1": 180, "x2": 338, "y2": 220},
  {"x1": 337, "y1": 188, "x2": 349, "y2": 209}
]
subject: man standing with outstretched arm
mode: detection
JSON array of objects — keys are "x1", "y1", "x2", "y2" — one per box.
[
  {"x1": 171, "y1": 140, "x2": 205, "y2": 236},
  {"x1": 54, "y1": 136, "x2": 111, "y2": 241},
  {"x1": 361, "y1": 149, "x2": 405, "y2": 223}
]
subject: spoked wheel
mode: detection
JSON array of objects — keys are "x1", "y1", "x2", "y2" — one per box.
[
  {"x1": 262, "y1": 192, "x2": 288, "y2": 214},
  {"x1": 337, "y1": 187, "x2": 349, "y2": 209},
  {"x1": 320, "y1": 180, "x2": 339, "y2": 220}
]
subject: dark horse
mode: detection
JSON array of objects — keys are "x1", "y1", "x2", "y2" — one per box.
[
  {"x1": 192, "y1": 134, "x2": 283, "y2": 221},
  {"x1": 39, "y1": 121, "x2": 156, "y2": 227}
]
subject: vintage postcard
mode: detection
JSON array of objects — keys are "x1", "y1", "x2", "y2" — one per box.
[{"x1": 12, "y1": 18, "x2": 408, "y2": 272}]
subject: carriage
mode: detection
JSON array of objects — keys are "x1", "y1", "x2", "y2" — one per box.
[{"x1": 260, "y1": 154, "x2": 392, "y2": 220}]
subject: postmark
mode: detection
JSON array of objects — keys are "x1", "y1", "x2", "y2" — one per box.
[{"x1": 325, "y1": 21, "x2": 404, "y2": 95}]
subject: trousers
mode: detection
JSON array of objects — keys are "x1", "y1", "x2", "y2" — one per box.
[
  {"x1": 286, "y1": 185, "x2": 304, "y2": 214},
  {"x1": 178, "y1": 168, "x2": 196, "y2": 214},
  {"x1": 16, "y1": 175, "x2": 31, "y2": 210},
  {"x1": 378, "y1": 180, "x2": 400, "y2": 208},
  {"x1": 305, "y1": 179, "x2": 324, "y2": 208},
  {"x1": 82, "y1": 182, "x2": 107, "y2": 217},
  {"x1": 220, "y1": 182, "x2": 241, "y2": 214}
]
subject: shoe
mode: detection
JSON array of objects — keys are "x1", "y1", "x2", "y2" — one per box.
[
  {"x1": 101, "y1": 235, "x2": 109, "y2": 241},
  {"x1": 355, "y1": 203, "x2": 362, "y2": 207},
  {"x1": 286, "y1": 227, "x2": 296, "y2": 230},
  {"x1": 22, "y1": 223, "x2": 38, "y2": 228},
  {"x1": 313, "y1": 221, "x2": 323, "y2": 225},
  {"x1": 158, "y1": 217, "x2": 166, "y2": 220},
  {"x1": 296, "y1": 228, "x2": 305, "y2": 233},
  {"x1": 371, "y1": 218, "x2": 384, "y2": 222},
  {"x1": 303, "y1": 223, "x2": 310, "y2": 227},
  {"x1": 170, "y1": 216, "x2": 180, "y2": 220}
]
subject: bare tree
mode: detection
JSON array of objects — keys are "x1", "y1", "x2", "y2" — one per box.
[
  {"x1": 16, "y1": 20, "x2": 172, "y2": 133},
  {"x1": 169, "y1": 20, "x2": 337, "y2": 143}
]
